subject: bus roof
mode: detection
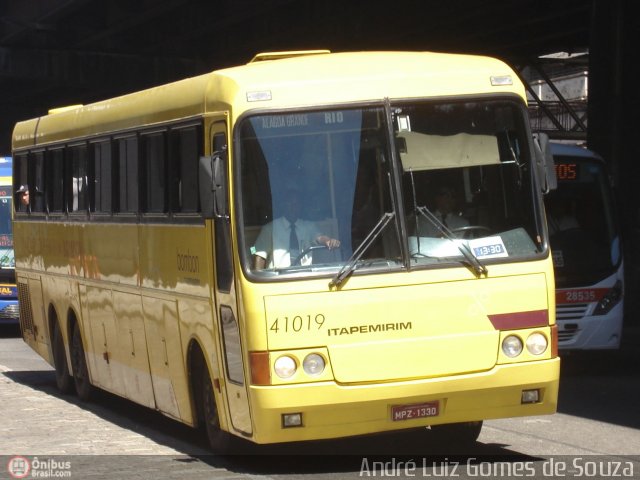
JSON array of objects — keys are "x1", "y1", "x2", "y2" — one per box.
[
  {"x1": 13, "y1": 51, "x2": 525, "y2": 151},
  {"x1": 550, "y1": 142, "x2": 604, "y2": 161}
]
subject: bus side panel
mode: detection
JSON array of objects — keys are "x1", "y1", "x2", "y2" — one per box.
[
  {"x1": 85, "y1": 224, "x2": 139, "y2": 288},
  {"x1": 81, "y1": 285, "x2": 126, "y2": 395},
  {"x1": 112, "y1": 291, "x2": 155, "y2": 408},
  {"x1": 138, "y1": 222, "x2": 217, "y2": 425},
  {"x1": 142, "y1": 296, "x2": 190, "y2": 421},
  {"x1": 17, "y1": 275, "x2": 51, "y2": 364},
  {"x1": 177, "y1": 297, "x2": 229, "y2": 430}
]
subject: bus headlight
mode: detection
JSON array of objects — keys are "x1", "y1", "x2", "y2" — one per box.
[
  {"x1": 502, "y1": 335, "x2": 523, "y2": 357},
  {"x1": 303, "y1": 353, "x2": 325, "y2": 376},
  {"x1": 525, "y1": 332, "x2": 548, "y2": 355},
  {"x1": 594, "y1": 281, "x2": 623, "y2": 315},
  {"x1": 274, "y1": 356, "x2": 297, "y2": 378}
]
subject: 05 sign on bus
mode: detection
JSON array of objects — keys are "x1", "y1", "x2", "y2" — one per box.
[{"x1": 554, "y1": 163, "x2": 578, "y2": 181}]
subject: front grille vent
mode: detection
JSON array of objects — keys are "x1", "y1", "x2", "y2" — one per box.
[{"x1": 556, "y1": 303, "x2": 589, "y2": 321}]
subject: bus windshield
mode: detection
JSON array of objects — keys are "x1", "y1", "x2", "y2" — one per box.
[
  {"x1": 239, "y1": 99, "x2": 541, "y2": 279},
  {"x1": 547, "y1": 155, "x2": 619, "y2": 287},
  {"x1": 0, "y1": 186, "x2": 14, "y2": 267},
  {"x1": 0, "y1": 192, "x2": 12, "y2": 244}
]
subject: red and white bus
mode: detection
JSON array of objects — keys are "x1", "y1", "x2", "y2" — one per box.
[{"x1": 547, "y1": 142, "x2": 623, "y2": 350}]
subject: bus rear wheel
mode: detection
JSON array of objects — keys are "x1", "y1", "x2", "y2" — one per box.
[
  {"x1": 70, "y1": 322, "x2": 93, "y2": 401},
  {"x1": 201, "y1": 368, "x2": 231, "y2": 454},
  {"x1": 52, "y1": 322, "x2": 73, "y2": 394}
]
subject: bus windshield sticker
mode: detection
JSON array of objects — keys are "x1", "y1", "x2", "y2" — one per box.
[{"x1": 468, "y1": 236, "x2": 508, "y2": 259}]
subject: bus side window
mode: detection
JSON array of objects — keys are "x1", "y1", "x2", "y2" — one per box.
[
  {"x1": 47, "y1": 149, "x2": 65, "y2": 214},
  {"x1": 116, "y1": 136, "x2": 139, "y2": 214},
  {"x1": 30, "y1": 151, "x2": 46, "y2": 213},
  {"x1": 90, "y1": 140, "x2": 113, "y2": 214},
  {"x1": 142, "y1": 132, "x2": 167, "y2": 214},
  {"x1": 13, "y1": 153, "x2": 29, "y2": 213},
  {"x1": 170, "y1": 125, "x2": 201, "y2": 214},
  {"x1": 68, "y1": 144, "x2": 88, "y2": 213}
]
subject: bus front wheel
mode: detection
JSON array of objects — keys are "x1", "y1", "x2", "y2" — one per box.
[
  {"x1": 201, "y1": 368, "x2": 231, "y2": 454},
  {"x1": 70, "y1": 322, "x2": 93, "y2": 401}
]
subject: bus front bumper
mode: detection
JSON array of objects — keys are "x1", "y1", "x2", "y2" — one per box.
[
  {"x1": 246, "y1": 358, "x2": 560, "y2": 444},
  {"x1": 0, "y1": 300, "x2": 19, "y2": 325}
]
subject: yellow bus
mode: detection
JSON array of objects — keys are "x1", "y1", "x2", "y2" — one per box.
[{"x1": 12, "y1": 50, "x2": 559, "y2": 452}]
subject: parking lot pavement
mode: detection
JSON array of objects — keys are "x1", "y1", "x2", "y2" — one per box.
[
  {"x1": 0, "y1": 363, "x2": 197, "y2": 456},
  {"x1": 2, "y1": 324, "x2": 639, "y2": 479},
  {"x1": 0, "y1": 336, "x2": 253, "y2": 479}
]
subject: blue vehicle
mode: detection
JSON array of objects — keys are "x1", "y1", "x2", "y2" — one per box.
[{"x1": 0, "y1": 156, "x2": 18, "y2": 325}]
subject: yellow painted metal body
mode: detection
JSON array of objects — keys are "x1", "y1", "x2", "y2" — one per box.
[{"x1": 13, "y1": 51, "x2": 558, "y2": 445}]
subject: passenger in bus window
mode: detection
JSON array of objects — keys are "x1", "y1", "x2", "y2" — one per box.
[
  {"x1": 252, "y1": 189, "x2": 340, "y2": 270},
  {"x1": 413, "y1": 186, "x2": 469, "y2": 236},
  {"x1": 15, "y1": 184, "x2": 29, "y2": 211}
]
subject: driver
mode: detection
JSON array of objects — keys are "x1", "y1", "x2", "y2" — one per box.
[
  {"x1": 415, "y1": 185, "x2": 469, "y2": 237},
  {"x1": 252, "y1": 189, "x2": 340, "y2": 270}
]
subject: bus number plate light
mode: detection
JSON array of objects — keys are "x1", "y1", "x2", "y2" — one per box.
[{"x1": 391, "y1": 401, "x2": 439, "y2": 421}]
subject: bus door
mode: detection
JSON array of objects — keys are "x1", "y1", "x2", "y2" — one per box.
[{"x1": 210, "y1": 120, "x2": 252, "y2": 436}]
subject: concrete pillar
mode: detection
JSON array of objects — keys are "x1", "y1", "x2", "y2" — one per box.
[{"x1": 589, "y1": 0, "x2": 640, "y2": 326}]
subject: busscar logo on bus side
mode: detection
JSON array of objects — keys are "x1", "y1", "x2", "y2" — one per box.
[{"x1": 176, "y1": 250, "x2": 199, "y2": 274}]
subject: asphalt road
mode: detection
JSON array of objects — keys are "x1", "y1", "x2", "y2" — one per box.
[{"x1": 1, "y1": 324, "x2": 639, "y2": 479}]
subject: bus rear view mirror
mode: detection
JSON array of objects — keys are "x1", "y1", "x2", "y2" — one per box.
[
  {"x1": 199, "y1": 152, "x2": 228, "y2": 219},
  {"x1": 533, "y1": 132, "x2": 557, "y2": 193},
  {"x1": 212, "y1": 152, "x2": 229, "y2": 219}
]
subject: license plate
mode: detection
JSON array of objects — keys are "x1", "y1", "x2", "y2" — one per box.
[{"x1": 391, "y1": 401, "x2": 439, "y2": 421}]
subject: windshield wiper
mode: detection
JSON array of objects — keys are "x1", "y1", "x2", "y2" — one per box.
[
  {"x1": 329, "y1": 212, "x2": 395, "y2": 289},
  {"x1": 415, "y1": 206, "x2": 488, "y2": 277}
]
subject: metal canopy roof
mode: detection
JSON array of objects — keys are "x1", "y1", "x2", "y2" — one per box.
[{"x1": 0, "y1": 0, "x2": 591, "y2": 153}]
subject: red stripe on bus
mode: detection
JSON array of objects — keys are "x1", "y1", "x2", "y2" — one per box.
[{"x1": 487, "y1": 310, "x2": 549, "y2": 330}]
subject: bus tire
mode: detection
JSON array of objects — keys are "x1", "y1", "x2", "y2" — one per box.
[
  {"x1": 52, "y1": 322, "x2": 73, "y2": 394},
  {"x1": 201, "y1": 367, "x2": 231, "y2": 454},
  {"x1": 70, "y1": 321, "x2": 93, "y2": 401},
  {"x1": 431, "y1": 421, "x2": 483, "y2": 445}
]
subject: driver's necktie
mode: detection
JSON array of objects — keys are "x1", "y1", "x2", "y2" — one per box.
[{"x1": 289, "y1": 222, "x2": 300, "y2": 265}]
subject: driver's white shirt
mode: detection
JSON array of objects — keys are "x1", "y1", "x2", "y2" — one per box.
[
  {"x1": 253, "y1": 216, "x2": 320, "y2": 268},
  {"x1": 414, "y1": 210, "x2": 469, "y2": 236}
]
